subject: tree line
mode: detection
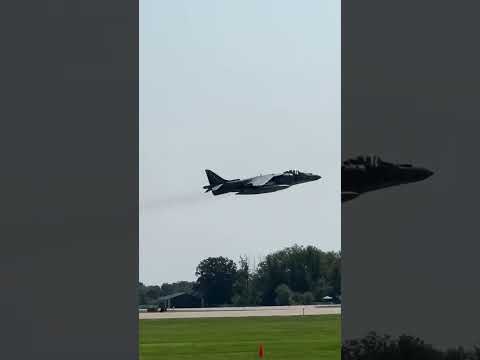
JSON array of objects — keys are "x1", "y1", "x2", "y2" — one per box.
[
  {"x1": 343, "y1": 332, "x2": 480, "y2": 360},
  {"x1": 138, "y1": 244, "x2": 340, "y2": 307}
]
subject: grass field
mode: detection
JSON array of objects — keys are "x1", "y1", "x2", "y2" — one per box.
[{"x1": 140, "y1": 314, "x2": 340, "y2": 360}]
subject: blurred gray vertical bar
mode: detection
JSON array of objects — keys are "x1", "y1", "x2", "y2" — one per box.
[
  {"x1": 343, "y1": 0, "x2": 480, "y2": 348},
  {"x1": 0, "y1": 1, "x2": 138, "y2": 359}
]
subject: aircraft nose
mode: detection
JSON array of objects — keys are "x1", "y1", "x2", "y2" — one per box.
[
  {"x1": 312, "y1": 174, "x2": 321, "y2": 181},
  {"x1": 419, "y1": 168, "x2": 434, "y2": 180},
  {"x1": 411, "y1": 167, "x2": 434, "y2": 182}
]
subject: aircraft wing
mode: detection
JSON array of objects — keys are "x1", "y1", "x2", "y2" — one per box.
[{"x1": 246, "y1": 174, "x2": 277, "y2": 187}]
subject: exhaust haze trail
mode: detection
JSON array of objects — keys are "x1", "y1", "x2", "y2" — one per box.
[{"x1": 141, "y1": 191, "x2": 210, "y2": 214}]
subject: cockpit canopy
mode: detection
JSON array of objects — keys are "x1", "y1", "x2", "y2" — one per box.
[
  {"x1": 283, "y1": 169, "x2": 316, "y2": 177},
  {"x1": 343, "y1": 156, "x2": 413, "y2": 169},
  {"x1": 343, "y1": 155, "x2": 384, "y2": 168},
  {"x1": 283, "y1": 170, "x2": 313, "y2": 176}
]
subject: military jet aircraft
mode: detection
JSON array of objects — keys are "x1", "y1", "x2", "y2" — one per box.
[
  {"x1": 342, "y1": 155, "x2": 433, "y2": 202},
  {"x1": 203, "y1": 169, "x2": 321, "y2": 195}
]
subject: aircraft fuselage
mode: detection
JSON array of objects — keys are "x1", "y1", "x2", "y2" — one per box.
[
  {"x1": 342, "y1": 156, "x2": 434, "y2": 202},
  {"x1": 204, "y1": 169, "x2": 321, "y2": 196}
]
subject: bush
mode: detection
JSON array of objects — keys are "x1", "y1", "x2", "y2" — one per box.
[
  {"x1": 290, "y1": 291, "x2": 314, "y2": 305},
  {"x1": 291, "y1": 292, "x2": 304, "y2": 305},
  {"x1": 303, "y1": 292, "x2": 314, "y2": 305},
  {"x1": 274, "y1": 284, "x2": 292, "y2": 305},
  {"x1": 231, "y1": 294, "x2": 249, "y2": 306}
]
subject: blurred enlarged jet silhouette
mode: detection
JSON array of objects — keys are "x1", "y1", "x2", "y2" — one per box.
[
  {"x1": 342, "y1": 155, "x2": 434, "y2": 202},
  {"x1": 203, "y1": 169, "x2": 321, "y2": 195}
]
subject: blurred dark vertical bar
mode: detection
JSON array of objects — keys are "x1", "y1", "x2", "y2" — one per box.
[
  {"x1": 343, "y1": 0, "x2": 480, "y2": 348},
  {"x1": 0, "y1": 1, "x2": 138, "y2": 359}
]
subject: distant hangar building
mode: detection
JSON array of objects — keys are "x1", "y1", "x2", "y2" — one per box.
[{"x1": 158, "y1": 292, "x2": 203, "y2": 309}]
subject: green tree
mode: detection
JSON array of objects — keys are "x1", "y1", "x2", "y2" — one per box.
[
  {"x1": 328, "y1": 254, "x2": 341, "y2": 296},
  {"x1": 195, "y1": 256, "x2": 237, "y2": 306},
  {"x1": 231, "y1": 256, "x2": 253, "y2": 306},
  {"x1": 312, "y1": 277, "x2": 333, "y2": 301},
  {"x1": 137, "y1": 282, "x2": 146, "y2": 305},
  {"x1": 144, "y1": 285, "x2": 162, "y2": 304},
  {"x1": 255, "y1": 245, "x2": 340, "y2": 305}
]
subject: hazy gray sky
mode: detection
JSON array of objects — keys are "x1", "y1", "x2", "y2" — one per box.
[{"x1": 140, "y1": 0, "x2": 340, "y2": 284}]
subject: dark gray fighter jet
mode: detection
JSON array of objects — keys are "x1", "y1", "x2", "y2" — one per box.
[
  {"x1": 342, "y1": 155, "x2": 434, "y2": 202},
  {"x1": 203, "y1": 169, "x2": 321, "y2": 195}
]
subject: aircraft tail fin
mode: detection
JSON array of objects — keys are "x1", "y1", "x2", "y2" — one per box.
[{"x1": 205, "y1": 169, "x2": 227, "y2": 186}]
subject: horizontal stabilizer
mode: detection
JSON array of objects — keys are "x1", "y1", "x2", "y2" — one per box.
[{"x1": 342, "y1": 191, "x2": 360, "y2": 202}]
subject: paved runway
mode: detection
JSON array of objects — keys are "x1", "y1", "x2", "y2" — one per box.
[{"x1": 139, "y1": 304, "x2": 341, "y2": 319}]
